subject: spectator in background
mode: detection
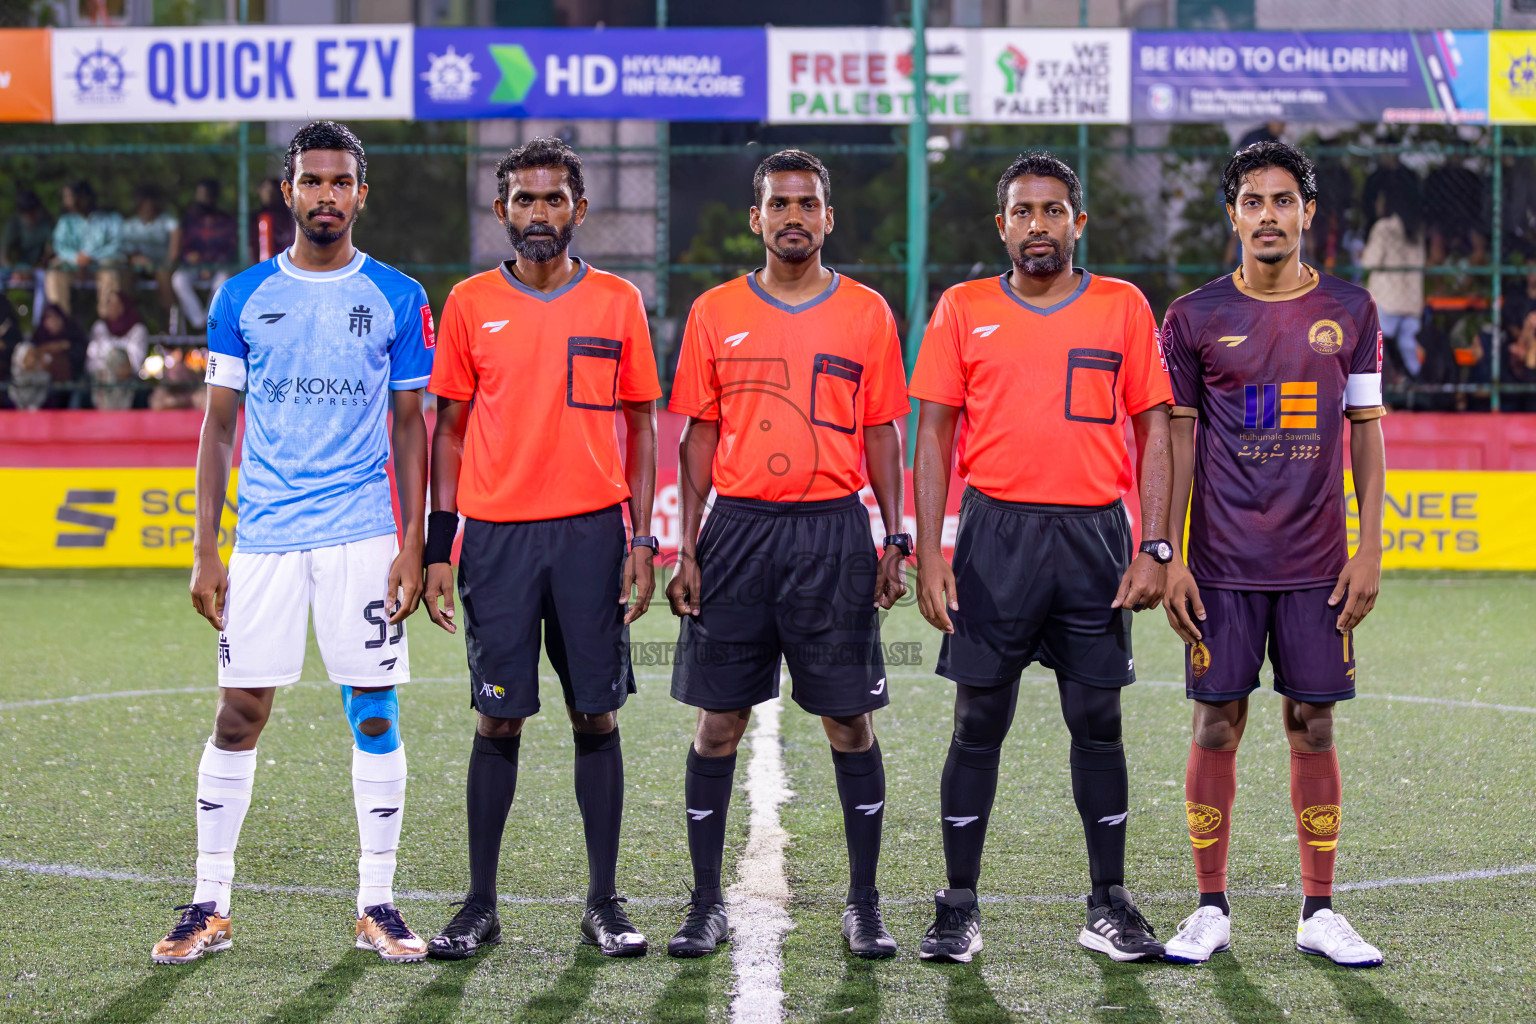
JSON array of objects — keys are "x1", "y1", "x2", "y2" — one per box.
[
  {"x1": 1359, "y1": 183, "x2": 1427, "y2": 378},
  {"x1": 251, "y1": 177, "x2": 295, "y2": 262},
  {"x1": 3, "y1": 190, "x2": 53, "y2": 319},
  {"x1": 1500, "y1": 267, "x2": 1536, "y2": 412},
  {"x1": 1238, "y1": 120, "x2": 1284, "y2": 150},
  {"x1": 8, "y1": 342, "x2": 51, "y2": 411},
  {"x1": 45, "y1": 180, "x2": 123, "y2": 319},
  {"x1": 1308, "y1": 143, "x2": 1354, "y2": 273},
  {"x1": 1424, "y1": 156, "x2": 1488, "y2": 259},
  {"x1": 0, "y1": 291, "x2": 22, "y2": 407},
  {"x1": 26, "y1": 302, "x2": 88, "y2": 409},
  {"x1": 120, "y1": 185, "x2": 179, "y2": 316},
  {"x1": 1361, "y1": 149, "x2": 1419, "y2": 238},
  {"x1": 171, "y1": 179, "x2": 237, "y2": 330},
  {"x1": 88, "y1": 290, "x2": 148, "y2": 411}
]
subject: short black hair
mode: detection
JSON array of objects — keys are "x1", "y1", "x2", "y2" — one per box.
[
  {"x1": 15, "y1": 189, "x2": 41, "y2": 213},
  {"x1": 284, "y1": 120, "x2": 367, "y2": 185},
  {"x1": 996, "y1": 151, "x2": 1082, "y2": 215},
  {"x1": 132, "y1": 184, "x2": 161, "y2": 205},
  {"x1": 196, "y1": 178, "x2": 220, "y2": 200},
  {"x1": 496, "y1": 137, "x2": 585, "y2": 206},
  {"x1": 1222, "y1": 140, "x2": 1317, "y2": 207},
  {"x1": 752, "y1": 149, "x2": 831, "y2": 206},
  {"x1": 66, "y1": 180, "x2": 96, "y2": 206}
]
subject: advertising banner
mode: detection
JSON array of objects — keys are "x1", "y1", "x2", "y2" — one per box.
[
  {"x1": 414, "y1": 27, "x2": 764, "y2": 121},
  {"x1": 0, "y1": 468, "x2": 237, "y2": 569},
  {"x1": 1348, "y1": 470, "x2": 1536, "y2": 571},
  {"x1": 767, "y1": 27, "x2": 1129, "y2": 124},
  {"x1": 1489, "y1": 31, "x2": 1536, "y2": 123},
  {"x1": 1131, "y1": 30, "x2": 1488, "y2": 124},
  {"x1": 0, "y1": 28, "x2": 53, "y2": 123},
  {"x1": 50, "y1": 25, "x2": 413, "y2": 123},
  {"x1": 977, "y1": 28, "x2": 1130, "y2": 124}
]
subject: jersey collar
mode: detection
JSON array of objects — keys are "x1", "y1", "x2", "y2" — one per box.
[
  {"x1": 1231, "y1": 263, "x2": 1320, "y2": 302},
  {"x1": 996, "y1": 268, "x2": 1091, "y2": 316},
  {"x1": 499, "y1": 257, "x2": 588, "y2": 302},
  {"x1": 747, "y1": 267, "x2": 840, "y2": 314},
  {"x1": 276, "y1": 247, "x2": 366, "y2": 281}
]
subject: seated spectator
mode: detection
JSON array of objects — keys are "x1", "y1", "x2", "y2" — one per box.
[
  {"x1": 171, "y1": 179, "x2": 237, "y2": 330},
  {"x1": 1360, "y1": 187, "x2": 1427, "y2": 378},
  {"x1": 1504, "y1": 306, "x2": 1536, "y2": 412},
  {"x1": 120, "y1": 185, "x2": 179, "y2": 315},
  {"x1": 251, "y1": 177, "x2": 295, "y2": 262},
  {"x1": 8, "y1": 342, "x2": 51, "y2": 411},
  {"x1": 2, "y1": 189, "x2": 53, "y2": 320},
  {"x1": 88, "y1": 291, "x2": 148, "y2": 411},
  {"x1": 27, "y1": 302, "x2": 88, "y2": 409},
  {"x1": 0, "y1": 291, "x2": 22, "y2": 408},
  {"x1": 149, "y1": 347, "x2": 204, "y2": 411},
  {"x1": 45, "y1": 180, "x2": 123, "y2": 320}
]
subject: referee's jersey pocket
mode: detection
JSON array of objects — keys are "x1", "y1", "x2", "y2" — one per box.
[
  {"x1": 567, "y1": 336, "x2": 623, "y2": 411},
  {"x1": 810, "y1": 353, "x2": 863, "y2": 434}
]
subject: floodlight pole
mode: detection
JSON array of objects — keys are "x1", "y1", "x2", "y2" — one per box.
[{"x1": 904, "y1": 0, "x2": 929, "y2": 361}]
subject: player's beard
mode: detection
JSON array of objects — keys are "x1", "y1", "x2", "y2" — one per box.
[
  {"x1": 293, "y1": 201, "x2": 355, "y2": 246},
  {"x1": 507, "y1": 221, "x2": 574, "y2": 264},
  {"x1": 1009, "y1": 233, "x2": 1075, "y2": 277},
  {"x1": 765, "y1": 228, "x2": 820, "y2": 265},
  {"x1": 1251, "y1": 230, "x2": 1293, "y2": 264}
]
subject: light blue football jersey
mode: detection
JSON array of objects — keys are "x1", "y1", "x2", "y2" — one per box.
[{"x1": 204, "y1": 249, "x2": 434, "y2": 553}]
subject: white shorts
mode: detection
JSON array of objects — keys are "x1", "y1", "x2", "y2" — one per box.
[{"x1": 218, "y1": 533, "x2": 411, "y2": 688}]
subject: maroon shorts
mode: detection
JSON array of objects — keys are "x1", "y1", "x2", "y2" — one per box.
[{"x1": 1184, "y1": 586, "x2": 1356, "y2": 705}]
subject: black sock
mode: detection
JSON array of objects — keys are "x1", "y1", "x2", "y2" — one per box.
[
  {"x1": 1070, "y1": 740, "x2": 1128, "y2": 907},
  {"x1": 1302, "y1": 895, "x2": 1332, "y2": 920},
  {"x1": 940, "y1": 737, "x2": 1001, "y2": 894},
  {"x1": 830, "y1": 739, "x2": 885, "y2": 898},
  {"x1": 573, "y1": 728, "x2": 623, "y2": 907},
  {"x1": 466, "y1": 732, "x2": 520, "y2": 904},
  {"x1": 684, "y1": 746, "x2": 736, "y2": 905},
  {"x1": 1199, "y1": 891, "x2": 1231, "y2": 915}
]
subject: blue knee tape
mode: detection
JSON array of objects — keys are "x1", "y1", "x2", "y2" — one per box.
[{"x1": 342, "y1": 687, "x2": 401, "y2": 754}]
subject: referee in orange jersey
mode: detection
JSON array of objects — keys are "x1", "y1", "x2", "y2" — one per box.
[
  {"x1": 664, "y1": 150, "x2": 911, "y2": 960},
  {"x1": 910, "y1": 152, "x2": 1174, "y2": 964}
]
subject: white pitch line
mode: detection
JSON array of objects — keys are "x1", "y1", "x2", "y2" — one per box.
[
  {"x1": 726, "y1": 688, "x2": 793, "y2": 1024},
  {"x1": 0, "y1": 677, "x2": 465, "y2": 711}
]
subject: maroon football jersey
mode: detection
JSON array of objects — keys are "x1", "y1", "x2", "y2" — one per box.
[{"x1": 1162, "y1": 268, "x2": 1384, "y2": 590}]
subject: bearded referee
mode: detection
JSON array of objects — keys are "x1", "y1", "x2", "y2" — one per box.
[
  {"x1": 665, "y1": 150, "x2": 911, "y2": 959},
  {"x1": 911, "y1": 152, "x2": 1174, "y2": 963},
  {"x1": 421, "y1": 138, "x2": 661, "y2": 958}
]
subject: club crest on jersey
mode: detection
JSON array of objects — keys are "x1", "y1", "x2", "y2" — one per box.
[
  {"x1": 349, "y1": 305, "x2": 373, "y2": 337},
  {"x1": 1301, "y1": 804, "x2": 1341, "y2": 836},
  {"x1": 1189, "y1": 640, "x2": 1211, "y2": 677},
  {"x1": 1185, "y1": 800, "x2": 1221, "y2": 834},
  {"x1": 1307, "y1": 319, "x2": 1343, "y2": 355}
]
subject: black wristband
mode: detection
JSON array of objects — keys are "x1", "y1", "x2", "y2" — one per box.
[{"x1": 424, "y1": 510, "x2": 459, "y2": 565}]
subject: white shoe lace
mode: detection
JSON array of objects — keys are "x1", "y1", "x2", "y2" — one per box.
[
  {"x1": 1175, "y1": 907, "x2": 1226, "y2": 949},
  {"x1": 1318, "y1": 912, "x2": 1369, "y2": 952}
]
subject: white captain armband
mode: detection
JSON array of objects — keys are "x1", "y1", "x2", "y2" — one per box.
[{"x1": 205, "y1": 350, "x2": 248, "y2": 392}]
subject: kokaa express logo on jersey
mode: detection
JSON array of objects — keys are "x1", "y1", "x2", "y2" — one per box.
[
  {"x1": 69, "y1": 40, "x2": 130, "y2": 104},
  {"x1": 261, "y1": 377, "x2": 370, "y2": 406},
  {"x1": 1307, "y1": 318, "x2": 1343, "y2": 355}
]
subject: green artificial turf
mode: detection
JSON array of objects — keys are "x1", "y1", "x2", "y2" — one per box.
[{"x1": 1, "y1": 569, "x2": 1532, "y2": 1022}]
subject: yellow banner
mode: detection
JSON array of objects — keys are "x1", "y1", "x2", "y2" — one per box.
[
  {"x1": 1489, "y1": 32, "x2": 1536, "y2": 124},
  {"x1": 1349, "y1": 470, "x2": 1536, "y2": 570},
  {"x1": 0, "y1": 468, "x2": 238, "y2": 568}
]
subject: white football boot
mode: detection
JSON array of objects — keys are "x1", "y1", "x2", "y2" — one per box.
[
  {"x1": 1163, "y1": 905, "x2": 1232, "y2": 964},
  {"x1": 1296, "y1": 909, "x2": 1383, "y2": 967}
]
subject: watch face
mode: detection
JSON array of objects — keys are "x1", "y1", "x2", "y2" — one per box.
[{"x1": 1156, "y1": 542, "x2": 1172, "y2": 562}]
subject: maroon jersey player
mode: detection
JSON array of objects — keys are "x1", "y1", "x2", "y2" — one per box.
[{"x1": 1159, "y1": 142, "x2": 1388, "y2": 968}]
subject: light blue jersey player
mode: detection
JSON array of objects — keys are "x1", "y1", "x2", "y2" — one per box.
[{"x1": 154, "y1": 122, "x2": 433, "y2": 966}]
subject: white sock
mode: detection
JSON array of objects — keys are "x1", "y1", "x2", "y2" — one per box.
[
  {"x1": 192, "y1": 740, "x2": 257, "y2": 917},
  {"x1": 352, "y1": 745, "x2": 407, "y2": 916}
]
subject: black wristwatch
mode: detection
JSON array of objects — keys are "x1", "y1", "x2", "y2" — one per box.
[
  {"x1": 630, "y1": 535, "x2": 659, "y2": 553},
  {"x1": 1139, "y1": 538, "x2": 1174, "y2": 564},
  {"x1": 883, "y1": 532, "x2": 913, "y2": 558}
]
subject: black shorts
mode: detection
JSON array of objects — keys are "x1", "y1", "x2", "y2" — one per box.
[
  {"x1": 670, "y1": 494, "x2": 888, "y2": 718},
  {"x1": 1185, "y1": 586, "x2": 1356, "y2": 705},
  {"x1": 458, "y1": 505, "x2": 635, "y2": 718},
  {"x1": 938, "y1": 487, "x2": 1135, "y2": 690}
]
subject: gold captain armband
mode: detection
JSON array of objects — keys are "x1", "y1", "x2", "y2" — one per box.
[
  {"x1": 1344, "y1": 405, "x2": 1387, "y2": 422},
  {"x1": 1171, "y1": 405, "x2": 1200, "y2": 419}
]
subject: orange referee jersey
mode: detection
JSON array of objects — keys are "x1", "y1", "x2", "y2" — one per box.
[
  {"x1": 909, "y1": 270, "x2": 1172, "y2": 506},
  {"x1": 429, "y1": 260, "x2": 663, "y2": 522},
  {"x1": 669, "y1": 270, "x2": 910, "y2": 503}
]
